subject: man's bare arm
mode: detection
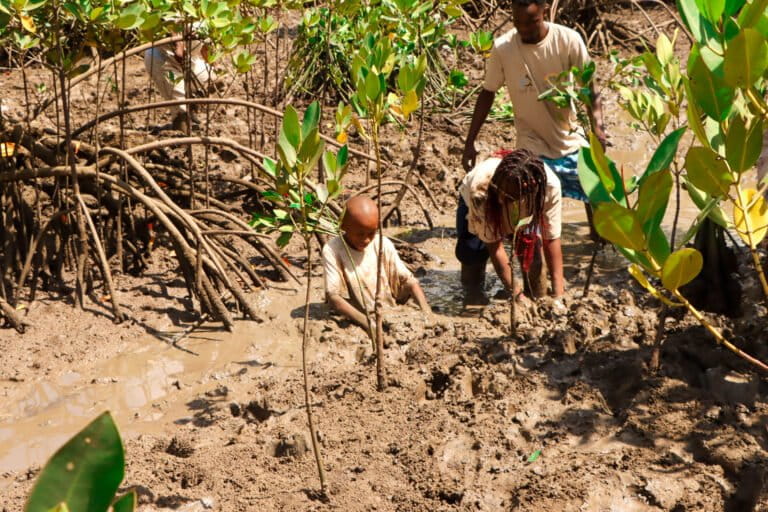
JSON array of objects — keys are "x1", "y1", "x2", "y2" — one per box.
[{"x1": 462, "y1": 89, "x2": 495, "y2": 172}]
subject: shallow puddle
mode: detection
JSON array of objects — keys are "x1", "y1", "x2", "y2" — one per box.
[{"x1": 0, "y1": 291, "x2": 308, "y2": 475}]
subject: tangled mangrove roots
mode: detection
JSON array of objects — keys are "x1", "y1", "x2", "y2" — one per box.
[{"x1": 0, "y1": 126, "x2": 309, "y2": 330}]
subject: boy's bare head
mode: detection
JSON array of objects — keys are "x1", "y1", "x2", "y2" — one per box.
[{"x1": 341, "y1": 195, "x2": 379, "y2": 251}]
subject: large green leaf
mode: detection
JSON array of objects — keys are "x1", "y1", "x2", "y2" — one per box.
[
  {"x1": 688, "y1": 54, "x2": 734, "y2": 121},
  {"x1": 365, "y1": 70, "x2": 381, "y2": 102},
  {"x1": 637, "y1": 168, "x2": 673, "y2": 229},
  {"x1": 678, "y1": 0, "x2": 722, "y2": 46},
  {"x1": 647, "y1": 222, "x2": 672, "y2": 266},
  {"x1": 593, "y1": 203, "x2": 647, "y2": 252},
  {"x1": 281, "y1": 106, "x2": 301, "y2": 150},
  {"x1": 25, "y1": 412, "x2": 124, "y2": 512},
  {"x1": 661, "y1": 248, "x2": 703, "y2": 290},
  {"x1": 578, "y1": 147, "x2": 612, "y2": 204},
  {"x1": 696, "y1": 0, "x2": 725, "y2": 23},
  {"x1": 301, "y1": 101, "x2": 320, "y2": 141},
  {"x1": 639, "y1": 127, "x2": 686, "y2": 187},
  {"x1": 685, "y1": 146, "x2": 734, "y2": 196},
  {"x1": 277, "y1": 129, "x2": 297, "y2": 168},
  {"x1": 683, "y1": 78, "x2": 710, "y2": 148},
  {"x1": 114, "y1": 3, "x2": 145, "y2": 30},
  {"x1": 725, "y1": 0, "x2": 746, "y2": 17},
  {"x1": 739, "y1": 0, "x2": 768, "y2": 28},
  {"x1": 588, "y1": 132, "x2": 616, "y2": 194},
  {"x1": 685, "y1": 179, "x2": 734, "y2": 228},
  {"x1": 723, "y1": 28, "x2": 768, "y2": 88},
  {"x1": 726, "y1": 116, "x2": 763, "y2": 173}
]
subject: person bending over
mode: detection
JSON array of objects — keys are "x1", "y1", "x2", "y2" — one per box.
[
  {"x1": 322, "y1": 195, "x2": 431, "y2": 329},
  {"x1": 456, "y1": 149, "x2": 564, "y2": 303}
]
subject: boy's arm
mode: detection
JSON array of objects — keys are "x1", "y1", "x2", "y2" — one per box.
[
  {"x1": 327, "y1": 293, "x2": 369, "y2": 328},
  {"x1": 406, "y1": 280, "x2": 432, "y2": 314},
  {"x1": 542, "y1": 238, "x2": 565, "y2": 297}
]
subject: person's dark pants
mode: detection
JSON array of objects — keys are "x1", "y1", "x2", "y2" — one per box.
[
  {"x1": 455, "y1": 196, "x2": 547, "y2": 300},
  {"x1": 455, "y1": 197, "x2": 488, "y2": 302}
]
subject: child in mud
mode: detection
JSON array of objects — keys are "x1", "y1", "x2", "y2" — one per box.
[
  {"x1": 322, "y1": 195, "x2": 431, "y2": 329},
  {"x1": 456, "y1": 148, "x2": 564, "y2": 304}
]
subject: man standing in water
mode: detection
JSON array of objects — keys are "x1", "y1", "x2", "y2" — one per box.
[{"x1": 458, "y1": 0, "x2": 606, "y2": 301}]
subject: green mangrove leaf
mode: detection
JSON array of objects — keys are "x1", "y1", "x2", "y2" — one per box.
[
  {"x1": 688, "y1": 54, "x2": 734, "y2": 121},
  {"x1": 301, "y1": 101, "x2": 320, "y2": 140},
  {"x1": 593, "y1": 203, "x2": 646, "y2": 252},
  {"x1": 647, "y1": 223, "x2": 672, "y2": 266},
  {"x1": 696, "y1": 0, "x2": 725, "y2": 23},
  {"x1": 723, "y1": 28, "x2": 768, "y2": 88},
  {"x1": 739, "y1": 0, "x2": 768, "y2": 28},
  {"x1": 685, "y1": 146, "x2": 734, "y2": 196},
  {"x1": 678, "y1": 0, "x2": 721, "y2": 47},
  {"x1": 637, "y1": 169, "x2": 673, "y2": 229},
  {"x1": 683, "y1": 78, "x2": 710, "y2": 148},
  {"x1": 661, "y1": 248, "x2": 703, "y2": 291},
  {"x1": 725, "y1": 0, "x2": 746, "y2": 17},
  {"x1": 281, "y1": 106, "x2": 301, "y2": 150},
  {"x1": 277, "y1": 129, "x2": 297, "y2": 168},
  {"x1": 726, "y1": 116, "x2": 763, "y2": 173},
  {"x1": 588, "y1": 131, "x2": 615, "y2": 194},
  {"x1": 365, "y1": 70, "x2": 381, "y2": 102},
  {"x1": 685, "y1": 179, "x2": 733, "y2": 228},
  {"x1": 639, "y1": 127, "x2": 686, "y2": 186},
  {"x1": 25, "y1": 412, "x2": 124, "y2": 512},
  {"x1": 577, "y1": 147, "x2": 611, "y2": 204}
]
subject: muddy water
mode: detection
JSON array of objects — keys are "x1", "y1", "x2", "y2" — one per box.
[{"x1": 0, "y1": 291, "x2": 309, "y2": 476}]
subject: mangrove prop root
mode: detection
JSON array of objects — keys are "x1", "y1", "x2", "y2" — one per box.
[{"x1": 0, "y1": 297, "x2": 28, "y2": 333}]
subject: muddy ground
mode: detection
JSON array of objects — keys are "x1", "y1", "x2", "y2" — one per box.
[{"x1": 2, "y1": 5, "x2": 768, "y2": 511}]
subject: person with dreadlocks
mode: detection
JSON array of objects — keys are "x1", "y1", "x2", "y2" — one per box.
[
  {"x1": 457, "y1": 149, "x2": 564, "y2": 303},
  {"x1": 460, "y1": 0, "x2": 606, "y2": 252}
]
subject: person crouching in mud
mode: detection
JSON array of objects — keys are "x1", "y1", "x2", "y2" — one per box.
[
  {"x1": 455, "y1": 148, "x2": 564, "y2": 304},
  {"x1": 322, "y1": 195, "x2": 431, "y2": 331}
]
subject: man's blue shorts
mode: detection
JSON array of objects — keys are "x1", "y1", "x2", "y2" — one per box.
[
  {"x1": 540, "y1": 151, "x2": 588, "y2": 203},
  {"x1": 454, "y1": 150, "x2": 588, "y2": 265}
]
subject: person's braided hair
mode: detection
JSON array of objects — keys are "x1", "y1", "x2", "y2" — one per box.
[{"x1": 484, "y1": 148, "x2": 547, "y2": 241}]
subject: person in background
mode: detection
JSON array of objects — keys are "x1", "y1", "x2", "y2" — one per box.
[
  {"x1": 144, "y1": 36, "x2": 214, "y2": 132},
  {"x1": 322, "y1": 196, "x2": 431, "y2": 330}
]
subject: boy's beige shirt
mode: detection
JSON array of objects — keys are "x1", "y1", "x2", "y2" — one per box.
[
  {"x1": 322, "y1": 235, "x2": 415, "y2": 311},
  {"x1": 484, "y1": 22, "x2": 589, "y2": 159}
]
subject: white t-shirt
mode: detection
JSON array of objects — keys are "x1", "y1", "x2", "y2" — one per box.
[
  {"x1": 484, "y1": 23, "x2": 590, "y2": 159},
  {"x1": 459, "y1": 157, "x2": 562, "y2": 242},
  {"x1": 322, "y1": 235, "x2": 416, "y2": 310}
]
